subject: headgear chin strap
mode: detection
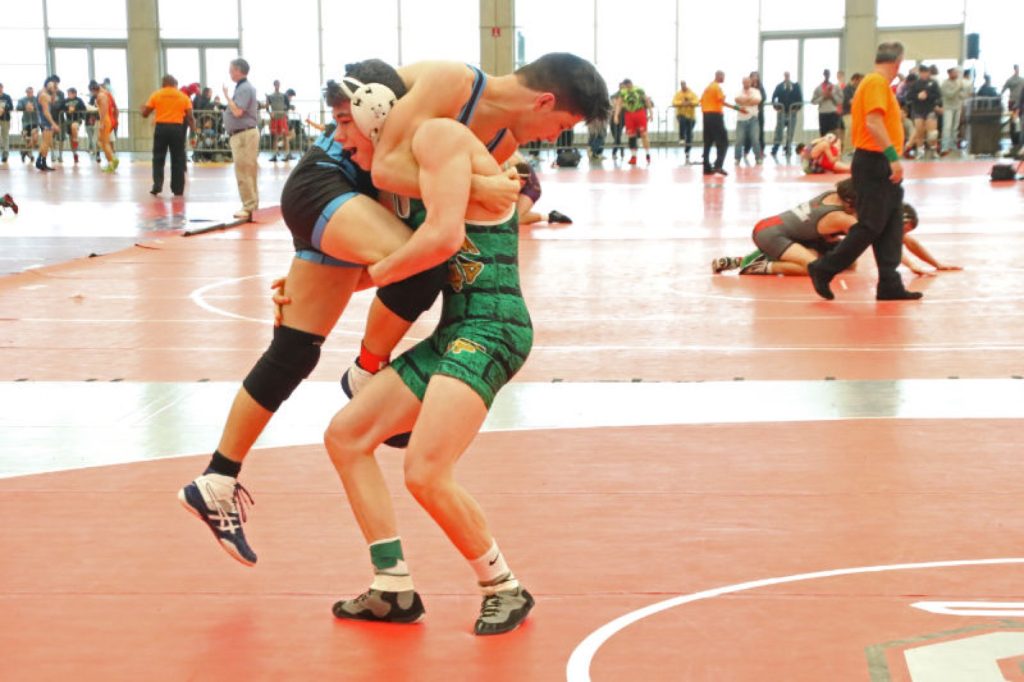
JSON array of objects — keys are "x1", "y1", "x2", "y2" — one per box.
[{"x1": 339, "y1": 76, "x2": 397, "y2": 143}]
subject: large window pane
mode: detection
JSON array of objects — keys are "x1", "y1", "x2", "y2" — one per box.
[
  {"x1": 240, "y1": 0, "x2": 321, "y2": 116},
  {"x1": 879, "y1": 0, "x2": 965, "y2": 27},
  {"x1": 402, "y1": 0, "x2": 478, "y2": 65},
  {"x1": 53, "y1": 48, "x2": 91, "y2": 95},
  {"x1": 517, "y1": 0, "x2": 595, "y2": 67},
  {"x1": 965, "y1": 0, "x2": 1024, "y2": 94},
  {"x1": 680, "y1": 0, "x2": 759, "y2": 132},
  {"x1": 204, "y1": 48, "x2": 242, "y2": 90},
  {"x1": 321, "y1": 1, "x2": 399, "y2": 78},
  {"x1": 166, "y1": 48, "x2": 201, "y2": 90},
  {"x1": 761, "y1": 39, "x2": 800, "y2": 135},
  {"x1": 94, "y1": 48, "x2": 129, "y2": 110},
  {"x1": 160, "y1": 0, "x2": 239, "y2": 40},
  {"x1": 761, "y1": 0, "x2": 844, "y2": 32},
  {"x1": 801, "y1": 37, "x2": 840, "y2": 132},
  {"x1": 597, "y1": 0, "x2": 675, "y2": 119},
  {"x1": 47, "y1": 0, "x2": 127, "y2": 38}
]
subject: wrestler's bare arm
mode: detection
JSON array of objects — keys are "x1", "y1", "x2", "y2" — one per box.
[{"x1": 368, "y1": 119, "x2": 503, "y2": 287}]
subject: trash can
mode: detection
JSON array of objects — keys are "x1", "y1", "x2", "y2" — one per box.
[{"x1": 965, "y1": 96, "x2": 1003, "y2": 155}]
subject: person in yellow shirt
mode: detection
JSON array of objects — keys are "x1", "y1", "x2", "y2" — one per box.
[
  {"x1": 141, "y1": 74, "x2": 196, "y2": 196},
  {"x1": 807, "y1": 41, "x2": 923, "y2": 301},
  {"x1": 672, "y1": 80, "x2": 699, "y2": 163}
]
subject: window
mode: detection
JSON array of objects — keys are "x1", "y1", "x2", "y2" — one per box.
[
  {"x1": 320, "y1": 2, "x2": 400, "y2": 83},
  {"x1": 160, "y1": 0, "x2": 239, "y2": 40},
  {"x1": 94, "y1": 48, "x2": 130, "y2": 110},
  {"x1": 596, "y1": 0, "x2": 676, "y2": 118},
  {"x1": 516, "y1": 0, "x2": 595, "y2": 67},
  {"x1": 402, "y1": 0, "x2": 479, "y2": 65},
  {"x1": 240, "y1": 0, "x2": 321, "y2": 116},
  {"x1": 0, "y1": 2, "x2": 46, "y2": 97},
  {"x1": 964, "y1": 1, "x2": 1024, "y2": 91},
  {"x1": 801, "y1": 37, "x2": 840, "y2": 132},
  {"x1": 52, "y1": 48, "x2": 90, "y2": 94},
  {"x1": 166, "y1": 49, "x2": 202, "y2": 89},
  {"x1": 761, "y1": 0, "x2": 844, "y2": 32},
  {"x1": 47, "y1": 0, "x2": 127, "y2": 39},
  {"x1": 680, "y1": 0, "x2": 760, "y2": 131},
  {"x1": 761, "y1": 39, "x2": 800, "y2": 134}
]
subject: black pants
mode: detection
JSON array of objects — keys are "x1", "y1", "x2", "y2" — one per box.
[
  {"x1": 814, "y1": 149, "x2": 906, "y2": 293},
  {"x1": 153, "y1": 123, "x2": 187, "y2": 194},
  {"x1": 818, "y1": 112, "x2": 840, "y2": 137},
  {"x1": 611, "y1": 120, "x2": 624, "y2": 153},
  {"x1": 702, "y1": 112, "x2": 727, "y2": 171}
]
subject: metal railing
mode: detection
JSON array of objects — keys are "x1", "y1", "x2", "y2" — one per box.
[
  {"x1": 4, "y1": 100, "x2": 1016, "y2": 159},
  {"x1": 2, "y1": 108, "x2": 331, "y2": 157}
]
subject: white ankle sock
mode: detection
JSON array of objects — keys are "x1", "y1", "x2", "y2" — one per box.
[{"x1": 470, "y1": 541, "x2": 518, "y2": 594}]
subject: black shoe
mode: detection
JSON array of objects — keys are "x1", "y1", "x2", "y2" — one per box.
[
  {"x1": 474, "y1": 587, "x2": 535, "y2": 636},
  {"x1": 269, "y1": 155, "x2": 278, "y2": 162},
  {"x1": 877, "y1": 288, "x2": 923, "y2": 301},
  {"x1": 714, "y1": 168, "x2": 728, "y2": 176},
  {"x1": 703, "y1": 169, "x2": 715, "y2": 175},
  {"x1": 807, "y1": 261, "x2": 835, "y2": 300},
  {"x1": 1, "y1": 153, "x2": 7, "y2": 163},
  {"x1": 149, "y1": 187, "x2": 161, "y2": 196},
  {"x1": 333, "y1": 589, "x2": 425, "y2": 624},
  {"x1": 548, "y1": 210, "x2": 572, "y2": 224}
]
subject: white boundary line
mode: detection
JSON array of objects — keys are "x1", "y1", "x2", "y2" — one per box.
[{"x1": 565, "y1": 557, "x2": 1024, "y2": 681}]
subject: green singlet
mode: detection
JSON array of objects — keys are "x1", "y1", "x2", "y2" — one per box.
[{"x1": 389, "y1": 198, "x2": 533, "y2": 408}]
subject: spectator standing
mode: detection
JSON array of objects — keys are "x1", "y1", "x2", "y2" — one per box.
[
  {"x1": 939, "y1": 67, "x2": 969, "y2": 155},
  {"x1": 749, "y1": 71, "x2": 768, "y2": 154},
  {"x1": 1002, "y1": 65, "x2": 1023, "y2": 149},
  {"x1": 141, "y1": 74, "x2": 196, "y2": 196},
  {"x1": 903, "y1": 64, "x2": 942, "y2": 157},
  {"x1": 671, "y1": 80, "x2": 698, "y2": 162},
  {"x1": 61, "y1": 87, "x2": 88, "y2": 163},
  {"x1": 0, "y1": 83, "x2": 12, "y2": 163},
  {"x1": 812, "y1": 68, "x2": 843, "y2": 136},
  {"x1": 223, "y1": 58, "x2": 259, "y2": 221},
  {"x1": 770, "y1": 71, "x2": 803, "y2": 157},
  {"x1": 701, "y1": 70, "x2": 729, "y2": 176},
  {"x1": 609, "y1": 88, "x2": 625, "y2": 160},
  {"x1": 734, "y1": 76, "x2": 762, "y2": 165},
  {"x1": 841, "y1": 74, "x2": 863, "y2": 153},
  {"x1": 807, "y1": 42, "x2": 921, "y2": 302},
  {"x1": 619, "y1": 78, "x2": 653, "y2": 165},
  {"x1": 977, "y1": 75, "x2": 998, "y2": 98},
  {"x1": 17, "y1": 87, "x2": 39, "y2": 163},
  {"x1": 266, "y1": 80, "x2": 294, "y2": 162}
]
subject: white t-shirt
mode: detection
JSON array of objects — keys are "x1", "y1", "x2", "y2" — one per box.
[{"x1": 736, "y1": 87, "x2": 762, "y2": 121}]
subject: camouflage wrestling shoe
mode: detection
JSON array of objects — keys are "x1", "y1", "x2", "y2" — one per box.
[
  {"x1": 474, "y1": 586, "x2": 535, "y2": 636},
  {"x1": 332, "y1": 588, "x2": 425, "y2": 624}
]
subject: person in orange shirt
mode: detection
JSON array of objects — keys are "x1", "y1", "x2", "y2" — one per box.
[
  {"x1": 701, "y1": 71, "x2": 730, "y2": 176},
  {"x1": 807, "y1": 41, "x2": 923, "y2": 301},
  {"x1": 141, "y1": 74, "x2": 196, "y2": 196}
]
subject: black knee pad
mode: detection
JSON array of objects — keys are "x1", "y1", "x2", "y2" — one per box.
[
  {"x1": 242, "y1": 325, "x2": 325, "y2": 412},
  {"x1": 376, "y1": 262, "x2": 447, "y2": 323},
  {"x1": 628, "y1": 136, "x2": 638, "y2": 150}
]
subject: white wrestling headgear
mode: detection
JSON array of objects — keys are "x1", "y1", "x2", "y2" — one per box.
[{"x1": 339, "y1": 76, "x2": 397, "y2": 143}]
